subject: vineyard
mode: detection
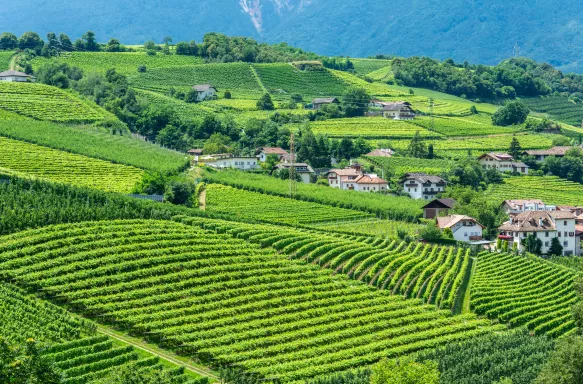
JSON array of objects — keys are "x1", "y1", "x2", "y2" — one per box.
[
  {"x1": 307, "y1": 117, "x2": 441, "y2": 139},
  {"x1": 130, "y1": 63, "x2": 264, "y2": 98},
  {"x1": 0, "y1": 50, "x2": 14, "y2": 70},
  {"x1": 330, "y1": 69, "x2": 405, "y2": 97},
  {"x1": 412, "y1": 114, "x2": 524, "y2": 136},
  {"x1": 205, "y1": 184, "x2": 371, "y2": 224},
  {"x1": 135, "y1": 89, "x2": 214, "y2": 122},
  {"x1": 472, "y1": 252, "x2": 578, "y2": 337},
  {"x1": 311, "y1": 218, "x2": 423, "y2": 238},
  {"x1": 349, "y1": 59, "x2": 393, "y2": 75},
  {"x1": 522, "y1": 96, "x2": 583, "y2": 126},
  {"x1": 32, "y1": 52, "x2": 204, "y2": 74},
  {"x1": 366, "y1": 65, "x2": 393, "y2": 82},
  {"x1": 0, "y1": 219, "x2": 502, "y2": 381},
  {"x1": 0, "y1": 119, "x2": 188, "y2": 173},
  {"x1": 202, "y1": 169, "x2": 424, "y2": 221},
  {"x1": 486, "y1": 176, "x2": 583, "y2": 206},
  {"x1": 0, "y1": 137, "x2": 143, "y2": 192},
  {"x1": 0, "y1": 81, "x2": 118, "y2": 124},
  {"x1": 253, "y1": 64, "x2": 349, "y2": 97},
  {"x1": 366, "y1": 156, "x2": 454, "y2": 177}
]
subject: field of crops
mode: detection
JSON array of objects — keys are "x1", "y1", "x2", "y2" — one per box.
[
  {"x1": 205, "y1": 184, "x2": 371, "y2": 224},
  {"x1": 130, "y1": 63, "x2": 263, "y2": 98},
  {"x1": 523, "y1": 96, "x2": 583, "y2": 126},
  {"x1": 0, "y1": 219, "x2": 502, "y2": 381},
  {"x1": 311, "y1": 218, "x2": 423, "y2": 238},
  {"x1": 350, "y1": 59, "x2": 393, "y2": 75},
  {"x1": 254, "y1": 64, "x2": 349, "y2": 97},
  {"x1": 471, "y1": 252, "x2": 578, "y2": 337},
  {"x1": 367, "y1": 156, "x2": 454, "y2": 177},
  {"x1": 366, "y1": 65, "x2": 393, "y2": 82},
  {"x1": 307, "y1": 117, "x2": 441, "y2": 139},
  {"x1": 486, "y1": 176, "x2": 583, "y2": 206},
  {"x1": 0, "y1": 137, "x2": 143, "y2": 192},
  {"x1": 0, "y1": 119, "x2": 188, "y2": 173},
  {"x1": 135, "y1": 89, "x2": 213, "y2": 123},
  {"x1": 32, "y1": 52, "x2": 203, "y2": 74},
  {"x1": 330, "y1": 69, "x2": 405, "y2": 96},
  {"x1": 0, "y1": 82, "x2": 117, "y2": 124},
  {"x1": 0, "y1": 50, "x2": 14, "y2": 70},
  {"x1": 412, "y1": 114, "x2": 524, "y2": 136},
  {"x1": 202, "y1": 169, "x2": 424, "y2": 221}
]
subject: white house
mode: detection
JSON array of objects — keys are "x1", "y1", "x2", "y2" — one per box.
[
  {"x1": 478, "y1": 153, "x2": 529, "y2": 174},
  {"x1": 401, "y1": 173, "x2": 446, "y2": 200},
  {"x1": 501, "y1": 200, "x2": 556, "y2": 214},
  {"x1": 326, "y1": 164, "x2": 388, "y2": 192},
  {"x1": 498, "y1": 210, "x2": 580, "y2": 256},
  {"x1": 381, "y1": 102, "x2": 415, "y2": 120},
  {"x1": 274, "y1": 162, "x2": 314, "y2": 183},
  {"x1": 437, "y1": 215, "x2": 484, "y2": 242},
  {"x1": 0, "y1": 70, "x2": 32, "y2": 82},
  {"x1": 257, "y1": 147, "x2": 289, "y2": 162},
  {"x1": 522, "y1": 146, "x2": 575, "y2": 162},
  {"x1": 192, "y1": 84, "x2": 217, "y2": 101},
  {"x1": 202, "y1": 154, "x2": 258, "y2": 170}
]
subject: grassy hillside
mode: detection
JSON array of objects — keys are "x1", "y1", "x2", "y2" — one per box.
[
  {"x1": 0, "y1": 82, "x2": 118, "y2": 124},
  {"x1": 522, "y1": 96, "x2": 583, "y2": 126},
  {"x1": 306, "y1": 117, "x2": 441, "y2": 139},
  {"x1": 0, "y1": 51, "x2": 14, "y2": 71}
]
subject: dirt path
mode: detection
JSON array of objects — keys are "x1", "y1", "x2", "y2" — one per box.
[
  {"x1": 8, "y1": 53, "x2": 20, "y2": 70},
  {"x1": 96, "y1": 325, "x2": 219, "y2": 382}
]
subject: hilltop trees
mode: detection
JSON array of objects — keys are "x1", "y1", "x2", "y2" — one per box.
[
  {"x1": 0, "y1": 32, "x2": 18, "y2": 50},
  {"x1": 17, "y1": 32, "x2": 44, "y2": 53},
  {"x1": 492, "y1": 102, "x2": 530, "y2": 126}
]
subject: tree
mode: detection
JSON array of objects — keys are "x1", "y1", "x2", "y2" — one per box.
[
  {"x1": 162, "y1": 36, "x2": 173, "y2": 45},
  {"x1": 17, "y1": 32, "x2": 44, "y2": 52},
  {"x1": 419, "y1": 222, "x2": 443, "y2": 242},
  {"x1": 492, "y1": 101, "x2": 530, "y2": 126},
  {"x1": 549, "y1": 237, "x2": 564, "y2": 256},
  {"x1": 0, "y1": 338, "x2": 62, "y2": 384},
  {"x1": 82, "y1": 31, "x2": 98, "y2": 51},
  {"x1": 371, "y1": 358, "x2": 439, "y2": 384},
  {"x1": 257, "y1": 93, "x2": 275, "y2": 110},
  {"x1": 184, "y1": 88, "x2": 199, "y2": 103},
  {"x1": 291, "y1": 93, "x2": 303, "y2": 103},
  {"x1": 144, "y1": 40, "x2": 157, "y2": 51},
  {"x1": 202, "y1": 133, "x2": 232, "y2": 154},
  {"x1": 46, "y1": 32, "x2": 57, "y2": 49},
  {"x1": 0, "y1": 32, "x2": 18, "y2": 50},
  {"x1": 59, "y1": 33, "x2": 73, "y2": 51},
  {"x1": 175, "y1": 42, "x2": 191, "y2": 55},
  {"x1": 407, "y1": 131, "x2": 428, "y2": 158},
  {"x1": 106, "y1": 38, "x2": 123, "y2": 52},
  {"x1": 93, "y1": 363, "x2": 175, "y2": 384},
  {"x1": 523, "y1": 234, "x2": 542, "y2": 255},
  {"x1": 427, "y1": 144, "x2": 434, "y2": 159},
  {"x1": 535, "y1": 335, "x2": 583, "y2": 384},
  {"x1": 509, "y1": 136, "x2": 522, "y2": 160},
  {"x1": 342, "y1": 86, "x2": 370, "y2": 117},
  {"x1": 553, "y1": 135, "x2": 572, "y2": 146},
  {"x1": 224, "y1": 90, "x2": 232, "y2": 99}
]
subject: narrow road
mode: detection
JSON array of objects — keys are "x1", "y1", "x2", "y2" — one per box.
[
  {"x1": 8, "y1": 53, "x2": 19, "y2": 70},
  {"x1": 96, "y1": 325, "x2": 219, "y2": 382}
]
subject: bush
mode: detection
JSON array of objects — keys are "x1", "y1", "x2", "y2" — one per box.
[
  {"x1": 257, "y1": 93, "x2": 275, "y2": 110},
  {"x1": 137, "y1": 65, "x2": 147, "y2": 73},
  {"x1": 492, "y1": 101, "x2": 530, "y2": 126},
  {"x1": 224, "y1": 90, "x2": 232, "y2": 99}
]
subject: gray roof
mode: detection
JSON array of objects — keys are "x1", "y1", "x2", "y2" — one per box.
[
  {"x1": 423, "y1": 198, "x2": 457, "y2": 209},
  {"x1": 0, "y1": 70, "x2": 30, "y2": 77},
  {"x1": 275, "y1": 162, "x2": 315, "y2": 173},
  {"x1": 401, "y1": 173, "x2": 446, "y2": 184},
  {"x1": 192, "y1": 84, "x2": 216, "y2": 92},
  {"x1": 382, "y1": 102, "x2": 412, "y2": 111},
  {"x1": 312, "y1": 97, "x2": 339, "y2": 104}
]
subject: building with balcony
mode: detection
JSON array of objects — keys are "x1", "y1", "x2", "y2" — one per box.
[
  {"x1": 436, "y1": 215, "x2": 484, "y2": 243},
  {"x1": 401, "y1": 173, "x2": 446, "y2": 200},
  {"x1": 381, "y1": 101, "x2": 415, "y2": 120},
  {"x1": 478, "y1": 153, "x2": 529, "y2": 175},
  {"x1": 501, "y1": 199, "x2": 556, "y2": 214}
]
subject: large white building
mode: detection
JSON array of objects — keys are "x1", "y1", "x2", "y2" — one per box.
[
  {"x1": 522, "y1": 146, "x2": 575, "y2": 162},
  {"x1": 257, "y1": 147, "x2": 290, "y2": 163},
  {"x1": 201, "y1": 154, "x2": 258, "y2": 170},
  {"x1": 381, "y1": 101, "x2": 416, "y2": 120},
  {"x1": 0, "y1": 70, "x2": 32, "y2": 82},
  {"x1": 498, "y1": 210, "x2": 581, "y2": 256},
  {"x1": 274, "y1": 162, "x2": 315, "y2": 184},
  {"x1": 437, "y1": 215, "x2": 484, "y2": 242},
  {"x1": 501, "y1": 199, "x2": 556, "y2": 214},
  {"x1": 401, "y1": 173, "x2": 446, "y2": 200},
  {"x1": 327, "y1": 165, "x2": 388, "y2": 192},
  {"x1": 192, "y1": 84, "x2": 217, "y2": 101},
  {"x1": 478, "y1": 153, "x2": 529, "y2": 174}
]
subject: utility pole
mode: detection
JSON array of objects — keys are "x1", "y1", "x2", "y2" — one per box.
[
  {"x1": 514, "y1": 41, "x2": 521, "y2": 58},
  {"x1": 289, "y1": 133, "x2": 297, "y2": 199},
  {"x1": 429, "y1": 98, "x2": 435, "y2": 131}
]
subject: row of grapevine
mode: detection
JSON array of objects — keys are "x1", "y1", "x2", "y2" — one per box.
[
  {"x1": 0, "y1": 50, "x2": 14, "y2": 71},
  {"x1": 412, "y1": 114, "x2": 524, "y2": 136},
  {"x1": 0, "y1": 118, "x2": 188, "y2": 173},
  {"x1": 201, "y1": 171, "x2": 424, "y2": 222},
  {"x1": 0, "y1": 82, "x2": 118, "y2": 124},
  {"x1": 305, "y1": 117, "x2": 441, "y2": 139},
  {"x1": 0, "y1": 136, "x2": 144, "y2": 192},
  {"x1": 486, "y1": 176, "x2": 583, "y2": 206},
  {"x1": 366, "y1": 156, "x2": 454, "y2": 177},
  {"x1": 522, "y1": 96, "x2": 583, "y2": 126},
  {"x1": 471, "y1": 252, "x2": 578, "y2": 337},
  {"x1": 311, "y1": 217, "x2": 423, "y2": 238},
  {"x1": 0, "y1": 219, "x2": 502, "y2": 381}
]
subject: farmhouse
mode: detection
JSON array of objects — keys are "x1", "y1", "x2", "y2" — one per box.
[
  {"x1": 522, "y1": 146, "x2": 574, "y2": 162},
  {"x1": 365, "y1": 148, "x2": 394, "y2": 158},
  {"x1": 274, "y1": 162, "x2": 315, "y2": 184},
  {"x1": 311, "y1": 97, "x2": 339, "y2": 110},
  {"x1": 327, "y1": 164, "x2": 388, "y2": 192},
  {"x1": 501, "y1": 199, "x2": 556, "y2": 214},
  {"x1": 401, "y1": 173, "x2": 446, "y2": 200},
  {"x1": 201, "y1": 154, "x2": 258, "y2": 170},
  {"x1": 422, "y1": 198, "x2": 457, "y2": 219},
  {"x1": 0, "y1": 70, "x2": 32, "y2": 82},
  {"x1": 437, "y1": 215, "x2": 484, "y2": 242},
  {"x1": 187, "y1": 148, "x2": 203, "y2": 161},
  {"x1": 257, "y1": 147, "x2": 289, "y2": 162},
  {"x1": 478, "y1": 153, "x2": 529, "y2": 175},
  {"x1": 381, "y1": 102, "x2": 415, "y2": 120},
  {"x1": 192, "y1": 84, "x2": 217, "y2": 101},
  {"x1": 498, "y1": 210, "x2": 580, "y2": 256}
]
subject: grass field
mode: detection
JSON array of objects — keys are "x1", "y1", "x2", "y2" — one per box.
[
  {"x1": 0, "y1": 136, "x2": 143, "y2": 192},
  {"x1": 0, "y1": 50, "x2": 14, "y2": 71},
  {"x1": 32, "y1": 52, "x2": 203, "y2": 74},
  {"x1": 412, "y1": 114, "x2": 525, "y2": 136},
  {"x1": 0, "y1": 81, "x2": 118, "y2": 124},
  {"x1": 310, "y1": 218, "x2": 423, "y2": 238},
  {"x1": 350, "y1": 59, "x2": 393, "y2": 75},
  {"x1": 307, "y1": 117, "x2": 442, "y2": 139}
]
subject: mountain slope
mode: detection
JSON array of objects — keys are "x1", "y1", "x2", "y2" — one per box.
[{"x1": 3, "y1": 0, "x2": 583, "y2": 71}]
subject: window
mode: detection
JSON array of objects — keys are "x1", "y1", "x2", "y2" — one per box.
[
  {"x1": 558, "y1": 232, "x2": 562, "y2": 237},
  {"x1": 564, "y1": 241, "x2": 568, "y2": 247},
  {"x1": 564, "y1": 221, "x2": 567, "y2": 225},
  {"x1": 545, "y1": 242, "x2": 549, "y2": 247},
  {"x1": 545, "y1": 232, "x2": 549, "y2": 237},
  {"x1": 564, "y1": 231, "x2": 568, "y2": 237}
]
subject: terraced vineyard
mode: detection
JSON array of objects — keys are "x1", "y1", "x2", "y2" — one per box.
[
  {"x1": 0, "y1": 136, "x2": 143, "y2": 192},
  {"x1": 472, "y1": 252, "x2": 578, "y2": 337},
  {"x1": 366, "y1": 156, "x2": 454, "y2": 177},
  {"x1": 413, "y1": 114, "x2": 524, "y2": 136},
  {"x1": 487, "y1": 176, "x2": 583, "y2": 206},
  {"x1": 254, "y1": 64, "x2": 349, "y2": 97},
  {"x1": 0, "y1": 82, "x2": 118, "y2": 124},
  {"x1": 366, "y1": 65, "x2": 393, "y2": 82},
  {"x1": 135, "y1": 89, "x2": 213, "y2": 122},
  {"x1": 0, "y1": 219, "x2": 502, "y2": 381},
  {"x1": 32, "y1": 52, "x2": 203, "y2": 74},
  {"x1": 330, "y1": 70, "x2": 404, "y2": 97},
  {"x1": 311, "y1": 218, "x2": 423, "y2": 238},
  {"x1": 523, "y1": 96, "x2": 583, "y2": 126},
  {"x1": 130, "y1": 63, "x2": 263, "y2": 98},
  {"x1": 350, "y1": 59, "x2": 393, "y2": 75},
  {"x1": 307, "y1": 117, "x2": 441, "y2": 139},
  {"x1": 205, "y1": 184, "x2": 371, "y2": 224},
  {"x1": 0, "y1": 119, "x2": 188, "y2": 173}
]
